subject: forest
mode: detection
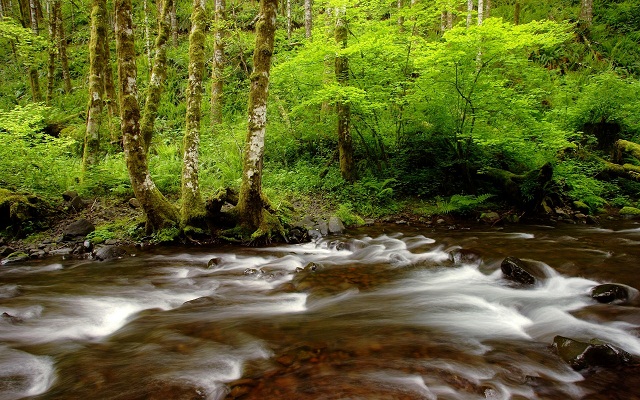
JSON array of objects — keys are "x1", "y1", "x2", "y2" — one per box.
[{"x1": 1, "y1": 0, "x2": 640, "y2": 244}]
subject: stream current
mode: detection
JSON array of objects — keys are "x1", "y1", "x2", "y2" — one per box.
[{"x1": 1, "y1": 222, "x2": 640, "y2": 399}]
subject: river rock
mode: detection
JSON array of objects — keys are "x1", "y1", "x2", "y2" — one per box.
[
  {"x1": 304, "y1": 262, "x2": 324, "y2": 272},
  {"x1": 1, "y1": 251, "x2": 29, "y2": 265},
  {"x1": 1, "y1": 312, "x2": 22, "y2": 324},
  {"x1": 448, "y1": 248, "x2": 482, "y2": 266},
  {"x1": 328, "y1": 216, "x2": 345, "y2": 234},
  {"x1": 70, "y1": 196, "x2": 87, "y2": 211},
  {"x1": 0, "y1": 246, "x2": 15, "y2": 257},
  {"x1": 93, "y1": 245, "x2": 128, "y2": 261},
  {"x1": 63, "y1": 218, "x2": 95, "y2": 239},
  {"x1": 500, "y1": 256, "x2": 549, "y2": 285},
  {"x1": 207, "y1": 257, "x2": 222, "y2": 269},
  {"x1": 479, "y1": 212, "x2": 500, "y2": 224},
  {"x1": 316, "y1": 220, "x2": 329, "y2": 236},
  {"x1": 591, "y1": 283, "x2": 638, "y2": 305},
  {"x1": 287, "y1": 226, "x2": 308, "y2": 244},
  {"x1": 552, "y1": 336, "x2": 633, "y2": 370}
]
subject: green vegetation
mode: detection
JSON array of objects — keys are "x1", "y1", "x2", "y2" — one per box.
[{"x1": 1, "y1": 0, "x2": 640, "y2": 241}]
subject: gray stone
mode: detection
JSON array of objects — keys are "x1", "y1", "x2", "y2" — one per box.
[
  {"x1": 316, "y1": 220, "x2": 329, "y2": 236},
  {"x1": 49, "y1": 247, "x2": 73, "y2": 256},
  {"x1": 63, "y1": 218, "x2": 95, "y2": 239},
  {"x1": 93, "y1": 245, "x2": 128, "y2": 261},
  {"x1": 129, "y1": 198, "x2": 140, "y2": 208},
  {"x1": 328, "y1": 216, "x2": 345, "y2": 234},
  {"x1": 70, "y1": 196, "x2": 87, "y2": 211}
]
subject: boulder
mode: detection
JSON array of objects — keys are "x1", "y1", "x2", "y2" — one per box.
[
  {"x1": 591, "y1": 283, "x2": 638, "y2": 305},
  {"x1": 304, "y1": 262, "x2": 324, "y2": 272},
  {"x1": 207, "y1": 257, "x2": 222, "y2": 269},
  {"x1": 1, "y1": 251, "x2": 29, "y2": 265},
  {"x1": 500, "y1": 256, "x2": 549, "y2": 285},
  {"x1": 479, "y1": 212, "x2": 500, "y2": 224},
  {"x1": 1, "y1": 312, "x2": 22, "y2": 324},
  {"x1": 287, "y1": 227, "x2": 308, "y2": 244},
  {"x1": 552, "y1": 336, "x2": 633, "y2": 370},
  {"x1": 70, "y1": 196, "x2": 87, "y2": 211},
  {"x1": 63, "y1": 218, "x2": 95, "y2": 239},
  {"x1": 93, "y1": 245, "x2": 128, "y2": 261},
  {"x1": 316, "y1": 220, "x2": 329, "y2": 236},
  {"x1": 328, "y1": 216, "x2": 345, "y2": 234}
]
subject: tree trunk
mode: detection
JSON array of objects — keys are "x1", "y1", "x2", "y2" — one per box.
[
  {"x1": 170, "y1": 0, "x2": 177, "y2": 45},
  {"x1": 320, "y1": 7, "x2": 333, "y2": 115},
  {"x1": 335, "y1": 7, "x2": 355, "y2": 182},
  {"x1": 45, "y1": 0, "x2": 56, "y2": 105},
  {"x1": 181, "y1": 0, "x2": 207, "y2": 226},
  {"x1": 83, "y1": 0, "x2": 107, "y2": 169},
  {"x1": 20, "y1": 0, "x2": 41, "y2": 102},
  {"x1": 141, "y1": 0, "x2": 173, "y2": 152},
  {"x1": 210, "y1": 0, "x2": 225, "y2": 125},
  {"x1": 143, "y1": 0, "x2": 152, "y2": 72},
  {"x1": 397, "y1": 0, "x2": 404, "y2": 32},
  {"x1": 286, "y1": 0, "x2": 291, "y2": 39},
  {"x1": 514, "y1": 1, "x2": 520, "y2": 25},
  {"x1": 304, "y1": 0, "x2": 312, "y2": 38},
  {"x1": 613, "y1": 140, "x2": 640, "y2": 164},
  {"x1": 477, "y1": 0, "x2": 484, "y2": 25},
  {"x1": 114, "y1": 0, "x2": 179, "y2": 233},
  {"x1": 481, "y1": 163, "x2": 553, "y2": 211},
  {"x1": 103, "y1": 27, "x2": 119, "y2": 143},
  {"x1": 236, "y1": 0, "x2": 278, "y2": 232},
  {"x1": 485, "y1": 0, "x2": 490, "y2": 18},
  {"x1": 466, "y1": 0, "x2": 472, "y2": 28},
  {"x1": 580, "y1": 0, "x2": 593, "y2": 25},
  {"x1": 54, "y1": 0, "x2": 71, "y2": 93},
  {"x1": 446, "y1": 10, "x2": 453, "y2": 30}
]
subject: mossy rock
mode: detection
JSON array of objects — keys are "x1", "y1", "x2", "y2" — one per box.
[
  {"x1": 573, "y1": 201, "x2": 590, "y2": 213},
  {"x1": 0, "y1": 189, "x2": 50, "y2": 233},
  {"x1": 619, "y1": 206, "x2": 640, "y2": 216}
]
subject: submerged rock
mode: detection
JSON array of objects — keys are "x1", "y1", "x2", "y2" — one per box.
[
  {"x1": 500, "y1": 256, "x2": 549, "y2": 285},
  {"x1": 448, "y1": 248, "x2": 482, "y2": 266},
  {"x1": 591, "y1": 283, "x2": 639, "y2": 305},
  {"x1": 552, "y1": 336, "x2": 633, "y2": 370},
  {"x1": 207, "y1": 257, "x2": 222, "y2": 269}
]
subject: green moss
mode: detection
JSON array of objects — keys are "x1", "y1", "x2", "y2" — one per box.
[
  {"x1": 573, "y1": 201, "x2": 590, "y2": 213},
  {"x1": 619, "y1": 206, "x2": 640, "y2": 216}
]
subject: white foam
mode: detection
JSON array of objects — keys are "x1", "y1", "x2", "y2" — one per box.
[{"x1": 0, "y1": 346, "x2": 55, "y2": 400}]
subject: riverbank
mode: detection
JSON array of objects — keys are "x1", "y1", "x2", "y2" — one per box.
[{"x1": 2, "y1": 189, "x2": 639, "y2": 266}]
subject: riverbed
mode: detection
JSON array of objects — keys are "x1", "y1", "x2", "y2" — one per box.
[{"x1": 1, "y1": 222, "x2": 640, "y2": 399}]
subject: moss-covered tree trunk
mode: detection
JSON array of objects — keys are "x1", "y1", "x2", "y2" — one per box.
[
  {"x1": 115, "y1": 0, "x2": 179, "y2": 233},
  {"x1": 141, "y1": 0, "x2": 173, "y2": 153},
  {"x1": 181, "y1": 0, "x2": 206, "y2": 226},
  {"x1": 102, "y1": 25, "x2": 119, "y2": 143},
  {"x1": 83, "y1": 0, "x2": 107, "y2": 169},
  {"x1": 54, "y1": 0, "x2": 71, "y2": 93},
  {"x1": 210, "y1": 0, "x2": 225, "y2": 126},
  {"x1": 335, "y1": 7, "x2": 355, "y2": 183},
  {"x1": 170, "y1": 0, "x2": 178, "y2": 46},
  {"x1": 235, "y1": 0, "x2": 279, "y2": 233},
  {"x1": 45, "y1": 0, "x2": 56, "y2": 105}
]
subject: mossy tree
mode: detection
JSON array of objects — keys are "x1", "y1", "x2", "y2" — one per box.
[
  {"x1": 235, "y1": 0, "x2": 282, "y2": 238},
  {"x1": 115, "y1": 0, "x2": 179, "y2": 233},
  {"x1": 83, "y1": 0, "x2": 107, "y2": 169},
  {"x1": 18, "y1": 0, "x2": 41, "y2": 102},
  {"x1": 53, "y1": 0, "x2": 71, "y2": 94},
  {"x1": 181, "y1": 0, "x2": 207, "y2": 226},
  {"x1": 140, "y1": 0, "x2": 173, "y2": 153}
]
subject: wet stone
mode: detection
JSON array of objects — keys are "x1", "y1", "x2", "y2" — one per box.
[
  {"x1": 1, "y1": 251, "x2": 29, "y2": 265},
  {"x1": 501, "y1": 256, "x2": 549, "y2": 285},
  {"x1": 63, "y1": 218, "x2": 95, "y2": 239},
  {"x1": 1, "y1": 312, "x2": 23, "y2": 324},
  {"x1": 591, "y1": 283, "x2": 638, "y2": 305},
  {"x1": 448, "y1": 248, "x2": 483, "y2": 266},
  {"x1": 93, "y1": 245, "x2": 128, "y2": 261},
  {"x1": 207, "y1": 257, "x2": 222, "y2": 269},
  {"x1": 552, "y1": 336, "x2": 633, "y2": 370}
]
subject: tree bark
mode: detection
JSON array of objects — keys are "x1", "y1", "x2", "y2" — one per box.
[
  {"x1": 304, "y1": 0, "x2": 312, "y2": 38},
  {"x1": 114, "y1": 0, "x2": 179, "y2": 233},
  {"x1": 477, "y1": 0, "x2": 484, "y2": 25},
  {"x1": 54, "y1": 0, "x2": 71, "y2": 93},
  {"x1": 485, "y1": 0, "x2": 490, "y2": 18},
  {"x1": 466, "y1": 0, "x2": 472, "y2": 28},
  {"x1": 613, "y1": 140, "x2": 640, "y2": 164},
  {"x1": 143, "y1": 0, "x2": 152, "y2": 72},
  {"x1": 170, "y1": 0, "x2": 178, "y2": 46},
  {"x1": 141, "y1": 0, "x2": 173, "y2": 152},
  {"x1": 236, "y1": 0, "x2": 278, "y2": 232},
  {"x1": 181, "y1": 0, "x2": 207, "y2": 226},
  {"x1": 102, "y1": 26, "x2": 119, "y2": 143},
  {"x1": 335, "y1": 7, "x2": 355, "y2": 183},
  {"x1": 83, "y1": 0, "x2": 107, "y2": 169},
  {"x1": 286, "y1": 0, "x2": 291, "y2": 39},
  {"x1": 514, "y1": 1, "x2": 520, "y2": 25},
  {"x1": 20, "y1": 0, "x2": 41, "y2": 102},
  {"x1": 397, "y1": 0, "x2": 404, "y2": 32},
  {"x1": 579, "y1": 0, "x2": 593, "y2": 25},
  {"x1": 45, "y1": 0, "x2": 56, "y2": 104},
  {"x1": 210, "y1": 0, "x2": 225, "y2": 125}
]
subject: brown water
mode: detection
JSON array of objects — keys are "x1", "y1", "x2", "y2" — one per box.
[{"x1": 1, "y1": 222, "x2": 640, "y2": 400}]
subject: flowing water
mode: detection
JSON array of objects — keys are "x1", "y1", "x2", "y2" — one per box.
[{"x1": 1, "y1": 222, "x2": 640, "y2": 400}]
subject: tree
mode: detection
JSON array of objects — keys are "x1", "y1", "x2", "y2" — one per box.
[
  {"x1": 18, "y1": 0, "x2": 41, "y2": 102},
  {"x1": 114, "y1": 0, "x2": 179, "y2": 233},
  {"x1": 83, "y1": 0, "x2": 107, "y2": 169},
  {"x1": 210, "y1": 0, "x2": 225, "y2": 125},
  {"x1": 580, "y1": 0, "x2": 593, "y2": 25},
  {"x1": 45, "y1": 0, "x2": 56, "y2": 104},
  {"x1": 54, "y1": 0, "x2": 71, "y2": 93},
  {"x1": 335, "y1": 6, "x2": 355, "y2": 182},
  {"x1": 181, "y1": 0, "x2": 207, "y2": 226},
  {"x1": 235, "y1": 0, "x2": 281, "y2": 237},
  {"x1": 140, "y1": 0, "x2": 173, "y2": 152},
  {"x1": 304, "y1": 0, "x2": 312, "y2": 38}
]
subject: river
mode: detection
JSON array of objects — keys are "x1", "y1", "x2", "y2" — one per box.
[{"x1": 1, "y1": 222, "x2": 640, "y2": 399}]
